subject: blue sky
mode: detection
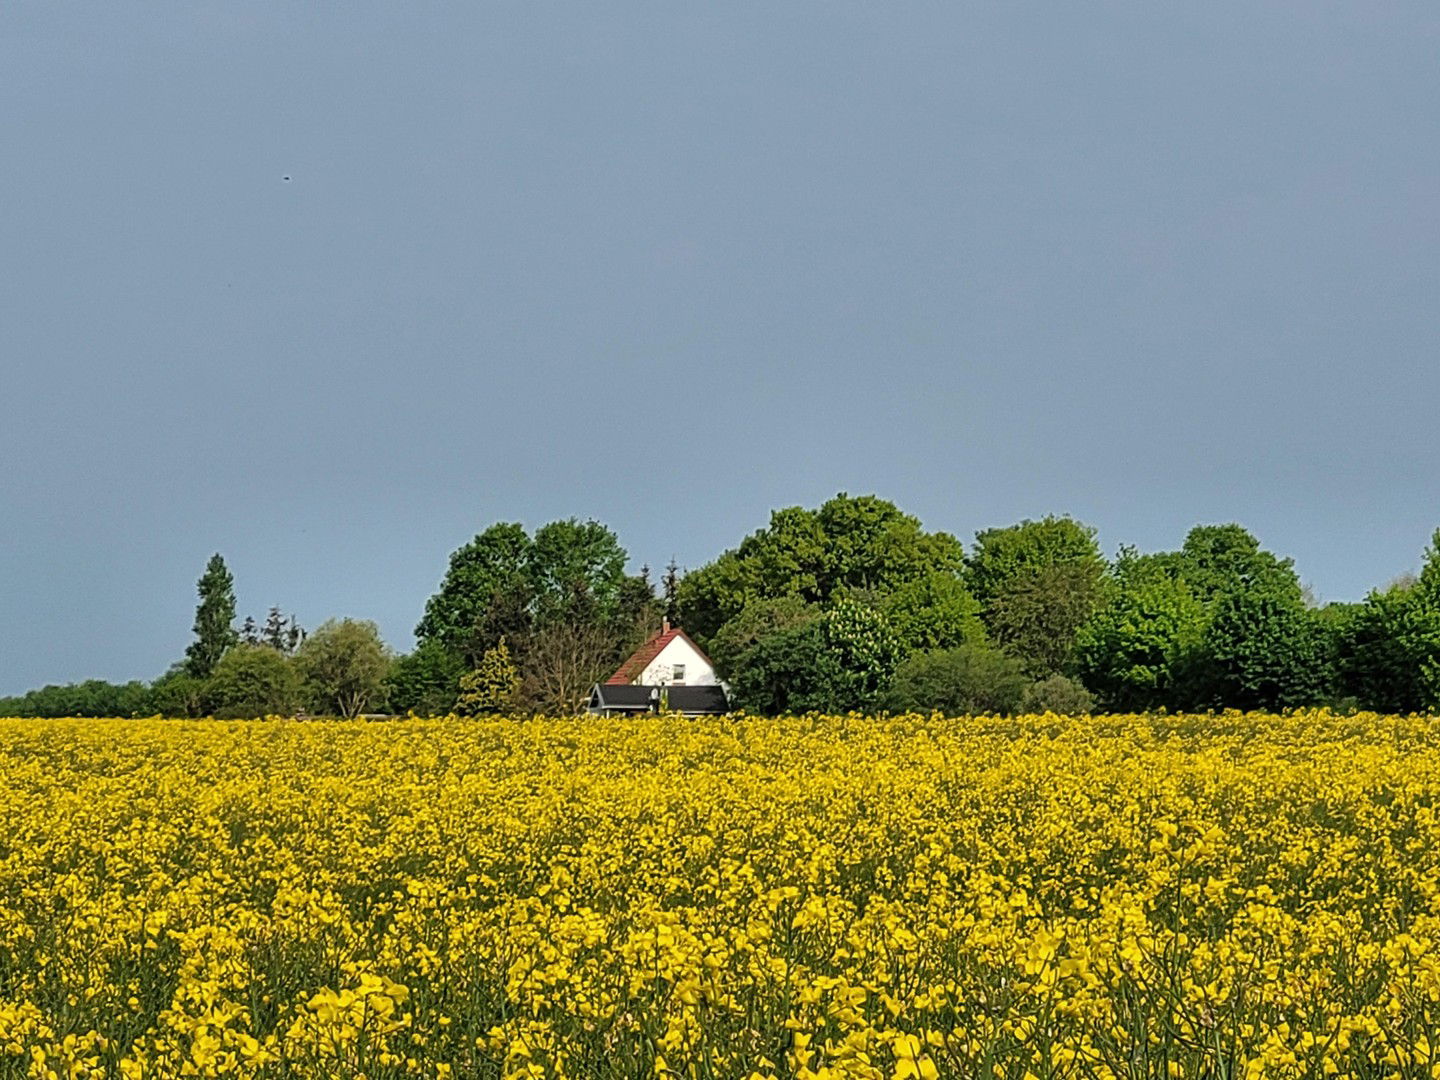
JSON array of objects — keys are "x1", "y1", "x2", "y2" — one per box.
[{"x1": 3, "y1": 2, "x2": 1438, "y2": 692}]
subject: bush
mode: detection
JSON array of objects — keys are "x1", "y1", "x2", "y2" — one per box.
[
  {"x1": 206, "y1": 645, "x2": 303, "y2": 718},
  {"x1": 1019, "y1": 674, "x2": 1095, "y2": 715},
  {"x1": 884, "y1": 643, "x2": 1029, "y2": 716},
  {"x1": 387, "y1": 642, "x2": 464, "y2": 715}
]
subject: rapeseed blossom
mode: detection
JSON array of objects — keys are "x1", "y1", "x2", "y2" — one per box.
[{"x1": 0, "y1": 711, "x2": 1438, "y2": 1078}]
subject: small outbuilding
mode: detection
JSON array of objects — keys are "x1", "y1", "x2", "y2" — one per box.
[{"x1": 587, "y1": 683, "x2": 729, "y2": 716}]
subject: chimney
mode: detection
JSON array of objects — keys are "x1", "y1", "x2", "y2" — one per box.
[{"x1": 662, "y1": 617, "x2": 671, "y2": 634}]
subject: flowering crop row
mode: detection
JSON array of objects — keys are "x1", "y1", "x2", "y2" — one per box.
[{"x1": 0, "y1": 712, "x2": 1438, "y2": 1079}]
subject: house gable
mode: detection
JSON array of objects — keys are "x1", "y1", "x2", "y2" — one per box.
[{"x1": 606, "y1": 625, "x2": 718, "y2": 686}]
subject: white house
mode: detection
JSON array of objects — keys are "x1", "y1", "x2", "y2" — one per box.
[{"x1": 587, "y1": 622, "x2": 729, "y2": 715}]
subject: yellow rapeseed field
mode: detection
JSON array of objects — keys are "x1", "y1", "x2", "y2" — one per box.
[{"x1": 1, "y1": 712, "x2": 1438, "y2": 1080}]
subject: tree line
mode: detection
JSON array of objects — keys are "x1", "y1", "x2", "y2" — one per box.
[{"x1": 4, "y1": 494, "x2": 1439, "y2": 717}]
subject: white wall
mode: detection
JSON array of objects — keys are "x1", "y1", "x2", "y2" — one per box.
[{"x1": 639, "y1": 636, "x2": 717, "y2": 686}]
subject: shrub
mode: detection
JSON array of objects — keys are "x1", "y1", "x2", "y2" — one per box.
[{"x1": 884, "y1": 643, "x2": 1028, "y2": 715}]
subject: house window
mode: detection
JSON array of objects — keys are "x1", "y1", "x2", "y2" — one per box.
[{"x1": 671, "y1": 664, "x2": 686, "y2": 684}]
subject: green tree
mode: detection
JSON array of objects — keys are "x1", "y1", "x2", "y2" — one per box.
[
  {"x1": 1075, "y1": 570, "x2": 1207, "y2": 711},
  {"x1": 0, "y1": 679, "x2": 155, "y2": 718},
  {"x1": 724, "y1": 621, "x2": 829, "y2": 715},
  {"x1": 880, "y1": 572, "x2": 985, "y2": 654},
  {"x1": 813, "y1": 599, "x2": 904, "y2": 712},
  {"x1": 967, "y1": 516, "x2": 1105, "y2": 611},
  {"x1": 528, "y1": 519, "x2": 630, "y2": 628},
  {"x1": 416, "y1": 523, "x2": 533, "y2": 663},
  {"x1": 295, "y1": 619, "x2": 392, "y2": 718},
  {"x1": 708, "y1": 596, "x2": 819, "y2": 681},
  {"x1": 184, "y1": 554, "x2": 239, "y2": 678},
  {"x1": 814, "y1": 494, "x2": 965, "y2": 597},
  {"x1": 455, "y1": 640, "x2": 522, "y2": 715},
  {"x1": 150, "y1": 668, "x2": 208, "y2": 717},
  {"x1": 1339, "y1": 531, "x2": 1440, "y2": 711},
  {"x1": 986, "y1": 562, "x2": 1104, "y2": 677},
  {"x1": 1196, "y1": 571, "x2": 1334, "y2": 710},
  {"x1": 1176, "y1": 524, "x2": 1296, "y2": 604},
  {"x1": 205, "y1": 645, "x2": 302, "y2": 718},
  {"x1": 386, "y1": 642, "x2": 465, "y2": 716},
  {"x1": 1415, "y1": 529, "x2": 1440, "y2": 708},
  {"x1": 675, "y1": 494, "x2": 963, "y2": 643},
  {"x1": 724, "y1": 600, "x2": 901, "y2": 715},
  {"x1": 884, "y1": 643, "x2": 1029, "y2": 716}
]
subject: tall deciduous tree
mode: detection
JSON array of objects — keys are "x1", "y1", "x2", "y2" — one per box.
[
  {"x1": 967, "y1": 517, "x2": 1106, "y2": 611},
  {"x1": 674, "y1": 494, "x2": 964, "y2": 643},
  {"x1": 986, "y1": 562, "x2": 1104, "y2": 678},
  {"x1": 184, "y1": 554, "x2": 238, "y2": 678},
  {"x1": 1338, "y1": 529, "x2": 1440, "y2": 711},
  {"x1": 880, "y1": 572, "x2": 986, "y2": 654},
  {"x1": 415, "y1": 523, "x2": 532, "y2": 664},
  {"x1": 528, "y1": 518, "x2": 629, "y2": 627},
  {"x1": 1175, "y1": 524, "x2": 1296, "y2": 604},
  {"x1": 725, "y1": 600, "x2": 901, "y2": 715}
]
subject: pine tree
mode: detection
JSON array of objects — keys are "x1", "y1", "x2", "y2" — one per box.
[
  {"x1": 184, "y1": 554, "x2": 238, "y2": 678},
  {"x1": 240, "y1": 616, "x2": 260, "y2": 646},
  {"x1": 663, "y1": 558, "x2": 681, "y2": 623},
  {"x1": 455, "y1": 639, "x2": 522, "y2": 716},
  {"x1": 263, "y1": 607, "x2": 288, "y2": 651}
]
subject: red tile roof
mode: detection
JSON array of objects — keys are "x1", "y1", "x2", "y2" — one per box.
[{"x1": 606, "y1": 627, "x2": 711, "y2": 685}]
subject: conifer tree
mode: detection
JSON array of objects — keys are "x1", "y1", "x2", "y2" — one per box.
[
  {"x1": 184, "y1": 554, "x2": 238, "y2": 678},
  {"x1": 455, "y1": 639, "x2": 522, "y2": 715}
]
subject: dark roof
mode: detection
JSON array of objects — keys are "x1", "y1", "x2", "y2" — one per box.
[{"x1": 588, "y1": 683, "x2": 729, "y2": 714}]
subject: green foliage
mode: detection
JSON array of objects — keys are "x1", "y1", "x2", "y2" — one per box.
[
  {"x1": 1337, "y1": 531, "x2": 1440, "y2": 712},
  {"x1": 205, "y1": 645, "x2": 302, "y2": 718},
  {"x1": 455, "y1": 640, "x2": 522, "y2": 716},
  {"x1": 415, "y1": 519, "x2": 642, "y2": 686},
  {"x1": 295, "y1": 619, "x2": 392, "y2": 718},
  {"x1": 724, "y1": 621, "x2": 828, "y2": 715},
  {"x1": 1075, "y1": 573, "x2": 1207, "y2": 711},
  {"x1": 262, "y1": 607, "x2": 305, "y2": 654},
  {"x1": 1416, "y1": 529, "x2": 1440, "y2": 709},
  {"x1": 415, "y1": 523, "x2": 532, "y2": 663},
  {"x1": 149, "y1": 669, "x2": 208, "y2": 718},
  {"x1": 725, "y1": 601, "x2": 900, "y2": 715},
  {"x1": 815, "y1": 495, "x2": 965, "y2": 596},
  {"x1": 386, "y1": 642, "x2": 465, "y2": 716},
  {"x1": 0, "y1": 679, "x2": 155, "y2": 718},
  {"x1": 708, "y1": 596, "x2": 819, "y2": 681},
  {"x1": 1019, "y1": 674, "x2": 1096, "y2": 715},
  {"x1": 675, "y1": 494, "x2": 963, "y2": 643},
  {"x1": 528, "y1": 519, "x2": 629, "y2": 626},
  {"x1": 815, "y1": 599, "x2": 904, "y2": 712},
  {"x1": 880, "y1": 572, "x2": 986, "y2": 654},
  {"x1": 884, "y1": 643, "x2": 1029, "y2": 716},
  {"x1": 1176, "y1": 524, "x2": 1297, "y2": 604},
  {"x1": 184, "y1": 554, "x2": 238, "y2": 678},
  {"x1": 967, "y1": 516, "x2": 1105, "y2": 611},
  {"x1": 986, "y1": 562, "x2": 1104, "y2": 677},
  {"x1": 1195, "y1": 572, "x2": 1334, "y2": 710}
]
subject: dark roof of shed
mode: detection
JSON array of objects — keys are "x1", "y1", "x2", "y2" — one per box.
[{"x1": 589, "y1": 684, "x2": 729, "y2": 714}]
